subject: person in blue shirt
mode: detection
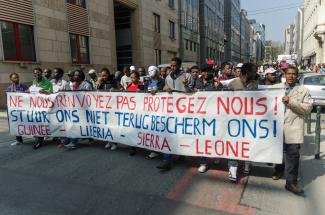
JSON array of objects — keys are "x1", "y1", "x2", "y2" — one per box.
[
  {"x1": 7, "y1": 73, "x2": 28, "y2": 146},
  {"x1": 145, "y1": 66, "x2": 165, "y2": 160}
]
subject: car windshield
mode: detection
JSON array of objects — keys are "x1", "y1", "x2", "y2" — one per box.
[{"x1": 304, "y1": 76, "x2": 325, "y2": 86}]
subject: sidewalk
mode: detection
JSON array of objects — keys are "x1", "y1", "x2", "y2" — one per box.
[
  {"x1": 301, "y1": 114, "x2": 325, "y2": 215},
  {"x1": 0, "y1": 109, "x2": 7, "y2": 119}
]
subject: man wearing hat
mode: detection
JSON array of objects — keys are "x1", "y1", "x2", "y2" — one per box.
[
  {"x1": 260, "y1": 67, "x2": 278, "y2": 85},
  {"x1": 88, "y1": 69, "x2": 98, "y2": 89}
]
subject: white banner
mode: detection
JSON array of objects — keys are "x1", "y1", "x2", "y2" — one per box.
[{"x1": 7, "y1": 90, "x2": 285, "y2": 163}]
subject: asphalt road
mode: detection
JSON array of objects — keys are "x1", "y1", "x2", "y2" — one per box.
[{"x1": 0, "y1": 115, "x2": 315, "y2": 215}]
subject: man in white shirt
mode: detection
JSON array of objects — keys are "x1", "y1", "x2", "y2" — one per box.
[
  {"x1": 120, "y1": 66, "x2": 131, "y2": 90},
  {"x1": 51, "y1": 68, "x2": 70, "y2": 93}
]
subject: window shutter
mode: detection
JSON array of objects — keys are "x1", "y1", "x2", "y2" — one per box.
[
  {"x1": 0, "y1": 0, "x2": 34, "y2": 25},
  {"x1": 67, "y1": 3, "x2": 89, "y2": 36}
]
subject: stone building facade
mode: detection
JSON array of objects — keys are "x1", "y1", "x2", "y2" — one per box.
[
  {"x1": 0, "y1": 0, "x2": 179, "y2": 107},
  {"x1": 224, "y1": 0, "x2": 241, "y2": 63},
  {"x1": 303, "y1": 0, "x2": 325, "y2": 65},
  {"x1": 199, "y1": 0, "x2": 225, "y2": 66}
]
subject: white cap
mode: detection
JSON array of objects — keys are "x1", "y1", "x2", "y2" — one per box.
[
  {"x1": 236, "y1": 63, "x2": 243, "y2": 68},
  {"x1": 88, "y1": 69, "x2": 96, "y2": 74},
  {"x1": 265, "y1": 68, "x2": 277, "y2": 75},
  {"x1": 148, "y1": 65, "x2": 159, "y2": 77},
  {"x1": 130, "y1": 66, "x2": 136, "y2": 71}
]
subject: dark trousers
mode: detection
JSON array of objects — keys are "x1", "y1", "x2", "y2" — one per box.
[
  {"x1": 275, "y1": 144, "x2": 301, "y2": 184},
  {"x1": 16, "y1": 136, "x2": 23, "y2": 143}
]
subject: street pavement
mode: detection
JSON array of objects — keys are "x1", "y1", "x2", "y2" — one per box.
[{"x1": 0, "y1": 111, "x2": 324, "y2": 215}]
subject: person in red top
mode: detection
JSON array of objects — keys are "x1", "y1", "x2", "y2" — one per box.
[
  {"x1": 127, "y1": 71, "x2": 144, "y2": 156},
  {"x1": 127, "y1": 71, "x2": 144, "y2": 92},
  {"x1": 214, "y1": 62, "x2": 234, "y2": 89}
]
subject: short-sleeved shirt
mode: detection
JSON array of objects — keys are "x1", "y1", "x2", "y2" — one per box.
[{"x1": 7, "y1": 83, "x2": 28, "y2": 92}]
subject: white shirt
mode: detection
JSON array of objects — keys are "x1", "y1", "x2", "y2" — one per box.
[
  {"x1": 120, "y1": 75, "x2": 131, "y2": 90},
  {"x1": 51, "y1": 79, "x2": 70, "y2": 93}
]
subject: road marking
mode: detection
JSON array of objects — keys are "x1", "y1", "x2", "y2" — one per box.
[{"x1": 166, "y1": 167, "x2": 256, "y2": 215}]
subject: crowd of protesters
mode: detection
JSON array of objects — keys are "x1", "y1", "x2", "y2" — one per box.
[{"x1": 7, "y1": 57, "x2": 312, "y2": 196}]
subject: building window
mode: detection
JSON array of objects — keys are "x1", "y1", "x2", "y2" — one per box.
[
  {"x1": 0, "y1": 21, "x2": 35, "y2": 61},
  {"x1": 70, "y1": 34, "x2": 90, "y2": 64},
  {"x1": 153, "y1": 13, "x2": 160, "y2": 33},
  {"x1": 185, "y1": 40, "x2": 189, "y2": 50},
  {"x1": 168, "y1": 0, "x2": 175, "y2": 9},
  {"x1": 190, "y1": 42, "x2": 193, "y2": 51},
  {"x1": 67, "y1": 0, "x2": 86, "y2": 8},
  {"x1": 169, "y1": 21, "x2": 175, "y2": 39},
  {"x1": 154, "y1": 49, "x2": 161, "y2": 65},
  {"x1": 193, "y1": 43, "x2": 196, "y2": 52}
]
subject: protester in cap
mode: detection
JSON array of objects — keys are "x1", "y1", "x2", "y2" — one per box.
[
  {"x1": 88, "y1": 69, "x2": 98, "y2": 89},
  {"x1": 158, "y1": 57, "x2": 192, "y2": 171},
  {"x1": 227, "y1": 63, "x2": 258, "y2": 182},
  {"x1": 130, "y1": 65, "x2": 136, "y2": 73},
  {"x1": 7, "y1": 73, "x2": 28, "y2": 146},
  {"x1": 51, "y1": 68, "x2": 70, "y2": 93},
  {"x1": 96, "y1": 68, "x2": 118, "y2": 91},
  {"x1": 120, "y1": 66, "x2": 132, "y2": 90},
  {"x1": 65, "y1": 70, "x2": 93, "y2": 150},
  {"x1": 193, "y1": 65, "x2": 219, "y2": 173},
  {"x1": 279, "y1": 61, "x2": 289, "y2": 83},
  {"x1": 43, "y1": 68, "x2": 52, "y2": 80},
  {"x1": 233, "y1": 63, "x2": 243, "y2": 78},
  {"x1": 145, "y1": 65, "x2": 165, "y2": 159},
  {"x1": 29, "y1": 68, "x2": 53, "y2": 149},
  {"x1": 271, "y1": 66, "x2": 312, "y2": 196},
  {"x1": 260, "y1": 67, "x2": 278, "y2": 85}
]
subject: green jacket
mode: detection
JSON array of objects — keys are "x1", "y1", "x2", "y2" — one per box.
[{"x1": 32, "y1": 77, "x2": 53, "y2": 93}]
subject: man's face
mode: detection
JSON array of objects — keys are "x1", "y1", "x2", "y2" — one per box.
[
  {"x1": 223, "y1": 65, "x2": 232, "y2": 76},
  {"x1": 160, "y1": 68, "x2": 167, "y2": 78},
  {"x1": 34, "y1": 70, "x2": 42, "y2": 81},
  {"x1": 101, "y1": 72, "x2": 109, "y2": 82},
  {"x1": 11, "y1": 74, "x2": 19, "y2": 84},
  {"x1": 43, "y1": 69, "x2": 51, "y2": 79},
  {"x1": 89, "y1": 73, "x2": 97, "y2": 80},
  {"x1": 138, "y1": 68, "x2": 146, "y2": 76},
  {"x1": 73, "y1": 72, "x2": 81, "y2": 83},
  {"x1": 53, "y1": 70, "x2": 61, "y2": 80},
  {"x1": 171, "y1": 61, "x2": 180, "y2": 72},
  {"x1": 202, "y1": 71, "x2": 212, "y2": 80},
  {"x1": 124, "y1": 69, "x2": 131, "y2": 77},
  {"x1": 191, "y1": 69, "x2": 199, "y2": 80},
  {"x1": 266, "y1": 73, "x2": 276, "y2": 83},
  {"x1": 285, "y1": 69, "x2": 298, "y2": 85},
  {"x1": 234, "y1": 68, "x2": 241, "y2": 77}
]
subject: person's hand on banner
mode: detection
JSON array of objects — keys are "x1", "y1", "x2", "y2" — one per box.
[
  {"x1": 164, "y1": 85, "x2": 172, "y2": 94},
  {"x1": 150, "y1": 88, "x2": 158, "y2": 95},
  {"x1": 282, "y1": 96, "x2": 290, "y2": 105}
]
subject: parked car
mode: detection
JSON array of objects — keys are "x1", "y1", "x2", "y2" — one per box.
[{"x1": 298, "y1": 73, "x2": 325, "y2": 106}]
